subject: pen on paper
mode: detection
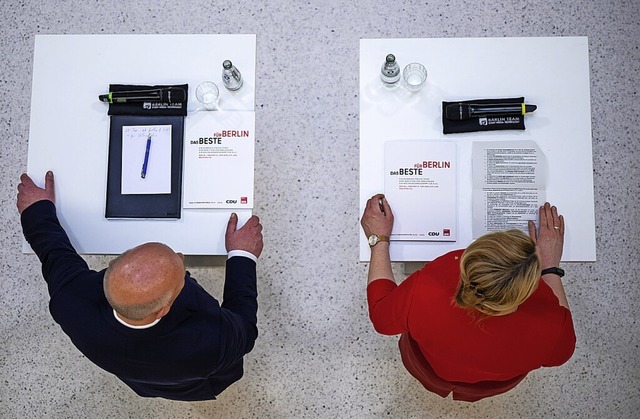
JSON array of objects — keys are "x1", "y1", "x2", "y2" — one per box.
[{"x1": 141, "y1": 133, "x2": 151, "y2": 179}]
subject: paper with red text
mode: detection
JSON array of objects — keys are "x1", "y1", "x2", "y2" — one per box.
[
  {"x1": 384, "y1": 140, "x2": 457, "y2": 241},
  {"x1": 182, "y1": 111, "x2": 255, "y2": 209}
]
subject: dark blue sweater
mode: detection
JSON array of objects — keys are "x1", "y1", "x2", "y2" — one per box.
[{"x1": 21, "y1": 200, "x2": 258, "y2": 401}]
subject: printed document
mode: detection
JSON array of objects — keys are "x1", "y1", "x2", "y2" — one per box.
[
  {"x1": 472, "y1": 141, "x2": 547, "y2": 238},
  {"x1": 384, "y1": 140, "x2": 457, "y2": 241},
  {"x1": 183, "y1": 111, "x2": 255, "y2": 209}
]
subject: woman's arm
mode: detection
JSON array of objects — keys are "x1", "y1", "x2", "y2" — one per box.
[
  {"x1": 361, "y1": 194, "x2": 395, "y2": 285},
  {"x1": 528, "y1": 202, "x2": 570, "y2": 309}
]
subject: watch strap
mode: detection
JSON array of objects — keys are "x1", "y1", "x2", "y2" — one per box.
[{"x1": 368, "y1": 234, "x2": 390, "y2": 247}]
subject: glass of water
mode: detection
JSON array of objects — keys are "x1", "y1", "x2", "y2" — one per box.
[
  {"x1": 402, "y1": 63, "x2": 428, "y2": 92},
  {"x1": 195, "y1": 81, "x2": 220, "y2": 110}
]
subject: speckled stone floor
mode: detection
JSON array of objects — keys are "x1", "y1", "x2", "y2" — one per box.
[{"x1": 1, "y1": 1, "x2": 638, "y2": 418}]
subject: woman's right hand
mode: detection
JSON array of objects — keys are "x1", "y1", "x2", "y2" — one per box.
[
  {"x1": 361, "y1": 194, "x2": 394, "y2": 238},
  {"x1": 528, "y1": 202, "x2": 565, "y2": 269}
]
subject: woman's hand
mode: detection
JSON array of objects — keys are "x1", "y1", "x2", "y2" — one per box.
[
  {"x1": 528, "y1": 202, "x2": 570, "y2": 309},
  {"x1": 361, "y1": 194, "x2": 395, "y2": 285},
  {"x1": 528, "y1": 202, "x2": 565, "y2": 269},
  {"x1": 361, "y1": 194, "x2": 394, "y2": 238}
]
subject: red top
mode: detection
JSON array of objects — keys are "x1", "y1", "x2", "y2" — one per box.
[{"x1": 367, "y1": 249, "x2": 576, "y2": 383}]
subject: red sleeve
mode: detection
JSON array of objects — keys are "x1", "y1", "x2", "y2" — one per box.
[
  {"x1": 543, "y1": 309, "x2": 577, "y2": 367},
  {"x1": 366, "y1": 273, "x2": 419, "y2": 336}
]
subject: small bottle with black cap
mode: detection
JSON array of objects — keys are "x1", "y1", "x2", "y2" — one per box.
[
  {"x1": 380, "y1": 54, "x2": 400, "y2": 86},
  {"x1": 222, "y1": 60, "x2": 243, "y2": 91}
]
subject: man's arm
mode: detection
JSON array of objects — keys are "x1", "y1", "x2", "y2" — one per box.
[
  {"x1": 216, "y1": 257, "x2": 259, "y2": 369},
  {"x1": 18, "y1": 172, "x2": 90, "y2": 297},
  {"x1": 214, "y1": 213, "x2": 263, "y2": 366}
]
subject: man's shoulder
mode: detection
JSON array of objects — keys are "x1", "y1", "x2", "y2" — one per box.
[{"x1": 175, "y1": 275, "x2": 221, "y2": 312}]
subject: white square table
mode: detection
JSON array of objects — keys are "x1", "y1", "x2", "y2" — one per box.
[
  {"x1": 359, "y1": 37, "x2": 596, "y2": 262},
  {"x1": 26, "y1": 34, "x2": 256, "y2": 255}
]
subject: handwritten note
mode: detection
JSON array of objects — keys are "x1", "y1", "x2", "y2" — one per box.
[{"x1": 121, "y1": 125, "x2": 172, "y2": 195}]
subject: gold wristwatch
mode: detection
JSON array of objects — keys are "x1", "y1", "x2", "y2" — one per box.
[{"x1": 368, "y1": 234, "x2": 390, "y2": 247}]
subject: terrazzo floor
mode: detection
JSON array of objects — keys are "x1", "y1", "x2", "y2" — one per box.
[{"x1": 1, "y1": 0, "x2": 638, "y2": 418}]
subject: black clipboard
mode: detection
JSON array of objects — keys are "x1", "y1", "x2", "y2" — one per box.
[
  {"x1": 104, "y1": 84, "x2": 187, "y2": 219},
  {"x1": 105, "y1": 115, "x2": 184, "y2": 219}
]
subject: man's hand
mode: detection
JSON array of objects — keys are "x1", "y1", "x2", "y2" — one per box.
[
  {"x1": 361, "y1": 194, "x2": 394, "y2": 238},
  {"x1": 17, "y1": 171, "x2": 55, "y2": 215},
  {"x1": 225, "y1": 213, "x2": 264, "y2": 258},
  {"x1": 528, "y1": 202, "x2": 564, "y2": 269}
]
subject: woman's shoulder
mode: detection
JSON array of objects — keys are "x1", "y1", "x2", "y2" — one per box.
[
  {"x1": 411, "y1": 249, "x2": 465, "y2": 289},
  {"x1": 421, "y1": 249, "x2": 465, "y2": 274}
]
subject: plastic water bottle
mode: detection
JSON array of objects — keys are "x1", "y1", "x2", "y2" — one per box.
[
  {"x1": 222, "y1": 60, "x2": 243, "y2": 91},
  {"x1": 380, "y1": 54, "x2": 400, "y2": 86}
]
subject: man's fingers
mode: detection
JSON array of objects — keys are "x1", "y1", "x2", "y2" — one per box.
[
  {"x1": 226, "y1": 212, "x2": 238, "y2": 235},
  {"x1": 19, "y1": 173, "x2": 35, "y2": 188},
  {"x1": 45, "y1": 171, "x2": 54, "y2": 192}
]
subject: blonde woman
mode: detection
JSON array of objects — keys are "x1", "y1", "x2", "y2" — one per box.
[{"x1": 361, "y1": 195, "x2": 574, "y2": 402}]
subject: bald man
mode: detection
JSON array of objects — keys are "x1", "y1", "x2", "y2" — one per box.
[{"x1": 17, "y1": 171, "x2": 263, "y2": 401}]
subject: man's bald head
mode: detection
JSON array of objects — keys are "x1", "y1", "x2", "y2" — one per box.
[{"x1": 103, "y1": 242, "x2": 185, "y2": 323}]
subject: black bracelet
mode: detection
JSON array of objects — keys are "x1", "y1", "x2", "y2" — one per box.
[{"x1": 541, "y1": 267, "x2": 565, "y2": 278}]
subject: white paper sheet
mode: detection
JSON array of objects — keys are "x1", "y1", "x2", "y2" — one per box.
[
  {"x1": 182, "y1": 111, "x2": 255, "y2": 208},
  {"x1": 121, "y1": 125, "x2": 172, "y2": 195},
  {"x1": 472, "y1": 140, "x2": 547, "y2": 238},
  {"x1": 384, "y1": 140, "x2": 457, "y2": 241}
]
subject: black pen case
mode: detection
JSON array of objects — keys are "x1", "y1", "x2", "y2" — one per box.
[
  {"x1": 107, "y1": 84, "x2": 188, "y2": 116},
  {"x1": 442, "y1": 97, "x2": 526, "y2": 134}
]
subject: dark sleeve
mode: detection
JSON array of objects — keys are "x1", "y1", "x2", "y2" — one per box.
[
  {"x1": 215, "y1": 256, "x2": 259, "y2": 369},
  {"x1": 20, "y1": 200, "x2": 92, "y2": 297}
]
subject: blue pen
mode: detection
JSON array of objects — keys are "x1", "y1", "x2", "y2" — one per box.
[{"x1": 141, "y1": 133, "x2": 151, "y2": 178}]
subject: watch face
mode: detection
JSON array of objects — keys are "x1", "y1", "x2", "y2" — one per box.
[{"x1": 368, "y1": 235, "x2": 378, "y2": 246}]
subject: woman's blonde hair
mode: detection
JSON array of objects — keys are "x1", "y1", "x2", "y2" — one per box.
[{"x1": 455, "y1": 229, "x2": 541, "y2": 316}]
